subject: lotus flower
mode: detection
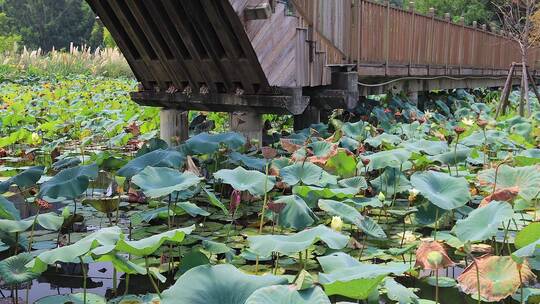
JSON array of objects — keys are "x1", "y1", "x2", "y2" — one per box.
[
  {"x1": 415, "y1": 241, "x2": 455, "y2": 270},
  {"x1": 457, "y1": 255, "x2": 536, "y2": 302},
  {"x1": 330, "y1": 216, "x2": 343, "y2": 232},
  {"x1": 229, "y1": 189, "x2": 241, "y2": 212}
]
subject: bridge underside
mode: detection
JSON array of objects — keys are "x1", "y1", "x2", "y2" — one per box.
[{"x1": 88, "y1": 0, "x2": 540, "y2": 142}]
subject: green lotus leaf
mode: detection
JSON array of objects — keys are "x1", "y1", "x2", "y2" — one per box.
[
  {"x1": 117, "y1": 149, "x2": 184, "y2": 178},
  {"x1": 401, "y1": 139, "x2": 449, "y2": 155},
  {"x1": 35, "y1": 293, "x2": 106, "y2": 304},
  {"x1": 82, "y1": 196, "x2": 120, "y2": 214},
  {"x1": 0, "y1": 165, "x2": 44, "y2": 193},
  {"x1": 510, "y1": 122, "x2": 532, "y2": 138},
  {"x1": 0, "y1": 218, "x2": 33, "y2": 233},
  {"x1": 460, "y1": 130, "x2": 512, "y2": 147},
  {"x1": 512, "y1": 287, "x2": 540, "y2": 304},
  {"x1": 97, "y1": 253, "x2": 147, "y2": 275},
  {"x1": 108, "y1": 294, "x2": 160, "y2": 304},
  {"x1": 28, "y1": 226, "x2": 122, "y2": 273},
  {"x1": 0, "y1": 195, "x2": 19, "y2": 220},
  {"x1": 38, "y1": 164, "x2": 98, "y2": 199},
  {"x1": 161, "y1": 264, "x2": 287, "y2": 304},
  {"x1": 477, "y1": 165, "x2": 540, "y2": 201},
  {"x1": 115, "y1": 225, "x2": 194, "y2": 256},
  {"x1": 338, "y1": 176, "x2": 367, "y2": 190},
  {"x1": 184, "y1": 132, "x2": 246, "y2": 155},
  {"x1": 326, "y1": 151, "x2": 357, "y2": 178},
  {"x1": 309, "y1": 141, "x2": 335, "y2": 158},
  {"x1": 293, "y1": 186, "x2": 359, "y2": 201},
  {"x1": 317, "y1": 252, "x2": 410, "y2": 299},
  {"x1": 453, "y1": 201, "x2": 514, "y2": 242},
  {"x1": 273, "y1": 195, "x2": 318, "y2": 231},
  {"x1": 342, "y1": 121, "x2": 370, "y2": 141},
  {"x1": 428, "y1": 147, "x2": 471, "y2": 166},
  {"x1": 247, "y1": 225, "x2": 348, "y2": 257},
  {"x1": 52, "y1": 157, "x2": 81, "y2": 171},
  {"x1": 203, "y1": 188, "x2": 229, "y2": 215},
  {"x1": 92, "y1": 151, "x2": 127, "y2": 171},
  {"x1": 424, "y1": 276, "x2": 457, "y2": 288},
  {"x1": 280, "y1": 162, "x2": 337, "y2": 187},
  {"x1": 176, "y1": 201, "x2": 210, "y2": 217},
  {"x1": 228, "y1": 151, "x2": 266, "y2": 171},
  {"x1": 318, "y1": 200, "x2": 385, "y2": 238},
  {"x1": 515, "y1": 149, "x2": 540, "y2": 166},
  {"x1": 245, "y1": 285, "x2": 331, "y2": 304},
  {"x1": 0, "y1": 253, "x2": 39, "y2": 285},
  {"x1": 411, "y1": 171, "x2": 470, "y2": 210},
  {"x1": 384, "y1": 277, "x2": 419, "y2": 304},
  {"x1": 365, "y1": 133, "x2": 402, "y2": 148},
  {"x1": 512, "y1": 239, "x2": 540, "y2": 264},
  {"x1": 132, "y1": 167, "x2": 202, "y2": 198},
  {"x1": 371, "y1": 167, "x2": 411, "y2": 196},
  {"x1": 339, "y1": 136, "x2": 360, "y2": 151},
  {"x1": 131, "y1": 207, "x2": 169, "y2": 225},
  {"x1": 202, "y1": 240, "x2": 233, "y2": 255},
  {"x1": 30, "y1": 212, "x2": 64, "y2": 231},
  {"x1": 214, "y1": 166, "x2": 276, "y2": 196},
  {"x1": 177, "y1": 249, "x2": 210, "y2": 276},
  {"x1": 515, "y1": 222, "x2": 540, "y2": 249},
  {"x1": 362, "y1": 149, "x2": 411, "y2": 171}
]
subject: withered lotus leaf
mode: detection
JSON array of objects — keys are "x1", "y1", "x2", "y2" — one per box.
[
  {"x1": 415, "y1": 241, "x2": 455, "y2": 270},
  {"x1": 479, "y1": 186, "x2": 520, "y2": 207},
  {"x1": 457, "y1": 255, "x2": 537, "y2": 302}
]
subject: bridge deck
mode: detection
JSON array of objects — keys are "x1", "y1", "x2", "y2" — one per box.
[{"x1": 88, "y1": 0, "x2": 539, "y2": 114}]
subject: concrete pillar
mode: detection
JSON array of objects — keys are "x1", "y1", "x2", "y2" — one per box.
[
  {"x1": 294, "y1": 106, "x2": 320, "y2": 131},
  {"x1": 407, "y1": 91, "x2": 419, "y2": 105},
  {"x1": 160, "y1": 109, "x2": 189, "y2": 146},
  {"x1": 230, "y1": 112, "x2": 263, "y2": 145}
]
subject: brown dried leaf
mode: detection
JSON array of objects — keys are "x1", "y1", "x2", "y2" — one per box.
[{"x1": 479, "y1": 186, "x2": 520, "y2": 207}]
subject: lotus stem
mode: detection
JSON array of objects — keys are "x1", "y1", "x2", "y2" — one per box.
[
  {"x1": 79, "y1": 257, "x2": 87, "y2": 304},
  {"x1": 14, "y1": 232, "x2": 18, "y2": 255},
  {"x1": 453, "y1": 133, "x2": 461, "y2": 176},
  {"x1": 145, "y1": 256, "x2": 161, "y2": 298},
  {"x1": 27, "y1": 208, "x2": 40, "y2": 251},
  {"x1": 434, "y1": 208, "x2": 439, "y2": 241},
  {"x1": 518, "y1": 265, "x2": 524, "y2": 304},
  {"x1": 473, "y1": 257, "x2": 480, "y2": 304},
  {"x1": 113, "y1": 268, "x2": 117, "y2": 297},
  {"x1": 482, "y1": 128, "x2": 487, "y2": 167},
  {"x1": 435, "y1": 268, "x2": 439, "y2": 304},
  {"x1": 124, "y1": 273, "x2": 130, "y2": 295},
  {"x1": 255, "y1": 162, "x2": 271, "y2": 273}
]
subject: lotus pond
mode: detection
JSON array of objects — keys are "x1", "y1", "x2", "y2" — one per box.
[{"x1": 0, "y1": 78, "x2": 539, "y2": 304}]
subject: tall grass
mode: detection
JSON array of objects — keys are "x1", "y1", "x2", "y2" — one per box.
[{"x1": 0, "y1": 44, "x2": 133, "y2": 79}]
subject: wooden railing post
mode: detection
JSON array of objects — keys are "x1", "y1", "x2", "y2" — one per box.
[
  {"x1": 428, "y1": 7, "x2": 435, "y2": 67},
  {"x1": 471, "y1": 21, "x2": 477, "y2": 71},
  {"x1": 458, "y1": 16, "x2": 465, "y2": 74},
  {"x1": 408, "y1": 1, "x2": 415, "y2": 72},
  {"x1": 384, "y1": 0, "x2": 390, "y2": 75},
  {"x1": 444, "y1": 13, "x2": 451, "y2": 72}
]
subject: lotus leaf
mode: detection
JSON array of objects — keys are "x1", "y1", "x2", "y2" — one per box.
[
  {"x1": 401, "y1": 139, "x2": 449, "y2": 155},
  {"x1": 35, "y1": 293, "x2": 106, "y2": 304},
  {"x1": 245, "y1": 285, "x2": 331, "y2": 304},
  {"x1": 0, "y1": 252, "x2": 39, "y2": 285},
  {"x1": 247, "y1": 225, "x2": 349, "y2": 257},
  {"x1": 115, "y1": 225, "x2": 194, "y2": 256},
  {"x1": 0, "y1": 195, "x2": 19, "y2": 220},
  {"x1": 132, "y1": 167, "x2": 202, "y2": 198},
  {"x1": 184, "y1": 132, "x2": 246, "y2": 154},
  {"x1": 318, "y1": 200, "x2": 386, "y2": 238},
  {"x1": 384, "y1": 277, "x2": 419, "y2": 304},
  {"x1": 453, "y1": 201, "x2": 514, "y2": 242},
  {"x1": 161, "y1": 264, "x2": 287, "y2": 304},
  {"x1": 38, "y1": 164, "x2": 98, "y2": 199},
  {"x1": 478, "y1": 165, "x2": 540, "y2": 201},
  {"x1": 280, "y1": 162, "x2": 337, "y2": 187},
  {"x1": 214, "y1": 166, "x2": 276, "y2": 196},
  {"x1": 272, "y1": 195, "x2": 318, "y2": 230},
  {"x1": 0, "y1": 165, "x2": 44, "y2": 193},
  {"x1": 362, "y1": 149, "x2": 411, "y2": 171},
  {"x1": 317, "y1": 252, "x2": 410, "y2": 299},
  {"x1": 117, "y1": 149, "x2": 184, "y2": 178},
  {"x1": 365, "y1": 133, "x2": 401, "y2": 148},
  {"x1": 411, "y1": 171, "x2": 470, "y2": 210}
]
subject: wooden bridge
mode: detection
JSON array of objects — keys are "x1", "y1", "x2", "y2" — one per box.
[{"x1": 87, "y1": 0, "x2": 540, "y2": 142}]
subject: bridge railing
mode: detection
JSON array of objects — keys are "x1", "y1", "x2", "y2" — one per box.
[{"x1": 293, "y1": 0, "x2": 540, "y2": 75}]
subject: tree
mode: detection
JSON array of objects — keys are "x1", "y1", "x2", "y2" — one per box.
[
  {"x1": 414, "y1": 0, "x2": 496, "y2": 25},
  {"x1": 1, "y1": 0, "x2": 96, "y2": 51},
  {"x1": 494, "y1": 0, "x2": 540, "y2": 117}
]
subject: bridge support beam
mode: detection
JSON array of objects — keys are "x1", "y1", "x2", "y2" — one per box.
[
  {"x1": 160, "y1": 109, "x2": 189, "y2": 146},
  {"x1": 294, "y1": 106, "x2": 320, "y2": 131},
  {"x1": 230, "y1": 112, "x2": 263, "y2": 146}
]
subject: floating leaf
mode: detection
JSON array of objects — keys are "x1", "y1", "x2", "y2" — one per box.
[
  {"x1": 161, "y1": 264, "x2": 287, "y2": 304},
  {"x1": 411, "y1": 171, "x2": 470, "y2": 210},
  {"x1": 247, "y1": 225, "x2": 348, "y2": 257},
  {"x1": 35, "y1": 293, "x2": 106, "y2": 304},
  {"x1": 0, "y1": 253, "x2": 39, "y2": 285}
]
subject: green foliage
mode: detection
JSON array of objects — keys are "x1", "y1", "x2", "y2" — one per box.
[{"x1": 413, "y1": 0, "x2": 495, "y2": 25}]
